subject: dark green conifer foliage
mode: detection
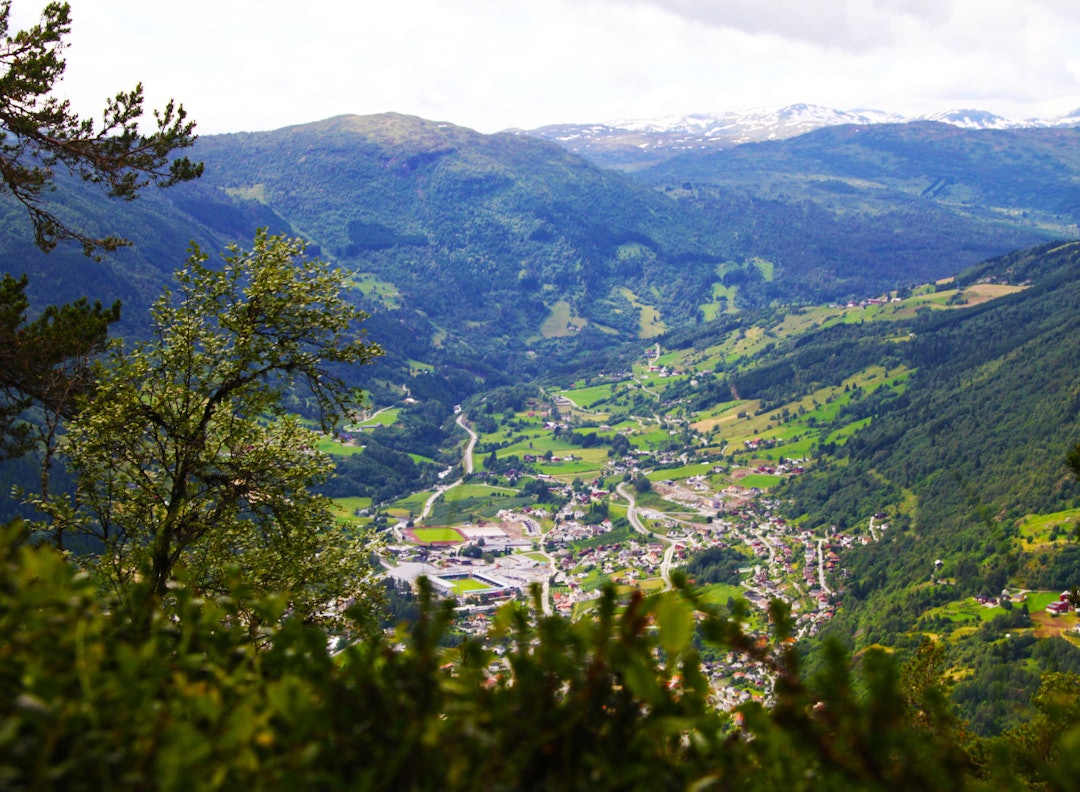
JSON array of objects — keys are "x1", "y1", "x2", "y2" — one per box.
[
  {"x1": 0, "y1": 0, "x2": 200, "y2": 474},
  {"x1": 0, "y1": 1, "x2": 201, "y2": 255}
]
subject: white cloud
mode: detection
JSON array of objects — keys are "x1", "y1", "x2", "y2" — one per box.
[{"x1": 9, "y1": 0, "x2": 1080, "y2": 134}]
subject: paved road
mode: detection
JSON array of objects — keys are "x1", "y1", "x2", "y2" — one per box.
[
  {"x1": 616, "y1": 481, "x2": 674, "y2": 589},
  {"x1": 457, "y1": 413, "x2": 478, "y2": 474},
  {"x1": 418, "y1": 413, "x2": 478, "y2": 522},
  {"x1": 817, "y1": 538, "x2": 832, "y2": 595}
]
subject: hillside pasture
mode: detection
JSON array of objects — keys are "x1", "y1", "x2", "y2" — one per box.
[
  {"x1": 962, "y1": 283, "x2": 1027, "y2": 305},
  {"x1": 540, "y1": 300, "x2": 587, "y2": 338},
  {"x1": 558, "y1": 383, "x2": 615, "y2": 408},
  {"x1": 736, "y1": 473, "x2": 783, "y2": 490},
  {"x1": 1015, "y1": 508, "x2": 1080, "y2": 550},
  {"x1": 347, "y1": 408, "x2": 400, "y2": 429},
  {"x1": 331, "y1": 496, "x2": 373, "y2": 525},
  {"x1": 317, "y1": 437, "x2": 365, "y2": 456}
]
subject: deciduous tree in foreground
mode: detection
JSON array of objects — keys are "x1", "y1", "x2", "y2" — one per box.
[{"x1": 42, "y1": 231, "x2": 383, "y2": 625}]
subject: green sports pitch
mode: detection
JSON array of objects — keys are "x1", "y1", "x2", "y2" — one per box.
[
  {"x1": 409, "y1": 527, "x2": 465, "y2": 543},
  {"x1": 451, "y1": 577, "x2": 493, "y2": 594}
]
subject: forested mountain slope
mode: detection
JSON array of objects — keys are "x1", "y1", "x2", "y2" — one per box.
[
  {"x1": 6, "y1": 115, "x2": 1075, "y2": 364},
  {"x1": 185, "y1": 114, "x2": 735, "y2": 355},
  {"x1": 776, "y1": 241, "x2": 1080, "y2": 646}
]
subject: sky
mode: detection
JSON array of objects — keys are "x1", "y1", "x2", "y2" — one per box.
[{"x1": 16, "y1": 0, "x2": 1080, "y2": 135}]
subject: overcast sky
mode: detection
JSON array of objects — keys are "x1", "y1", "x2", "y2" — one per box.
[{"x1": 18, "y1": 0, "x2": 1080, "y2": 135}]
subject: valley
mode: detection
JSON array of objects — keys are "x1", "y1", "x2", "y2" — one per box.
[{"x1": 321, "y1": 263, "x2": 1080, "y2": 728}]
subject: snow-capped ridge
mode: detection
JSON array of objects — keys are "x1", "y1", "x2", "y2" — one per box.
[{"x1": 518, "y1": 103, "x2": 1080, "y2": 169}]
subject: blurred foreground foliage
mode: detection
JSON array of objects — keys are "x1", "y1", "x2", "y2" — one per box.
[{"x1": 2, "y1": 524, "x2": 1079, "y2": 791}]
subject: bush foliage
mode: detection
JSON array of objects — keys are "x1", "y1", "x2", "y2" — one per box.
[{"x1": 3, "y1": 527, "x2": 1079, "y2": 790}]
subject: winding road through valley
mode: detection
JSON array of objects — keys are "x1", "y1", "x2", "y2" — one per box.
[
  {"x1": 417, "y1": 413, "x2": 478, "y2": 522},
  {"x1": 617, "y1": 481, "x2": 675, "y2": 589}
]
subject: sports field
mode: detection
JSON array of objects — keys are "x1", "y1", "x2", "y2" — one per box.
[
  {"x1": 451, "y1": 577, "x2": 492, "y2": 594},
  {"x1": 409, "y1": 527, "x2": 465, "y2": 544}
]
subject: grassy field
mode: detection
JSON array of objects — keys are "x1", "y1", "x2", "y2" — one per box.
[
  {"x1": 559, "y1": 383, "x2": 615, "y2": 408},
  {"x1": 700, "y1": 283, "x2": 738, "y2": 321},
  {"x1": 387, "y1": 491, "x2": 430, "y2": 519},
  {"x1": 451, "y1": 577, "x2": 492, "y2": 594},
  {"x1": 1025, "y1": 591, "x2": 1067, "y2": 611},
  {"x1": 443, "y1": 483, "x2": 517, "y2": 501},
  {"x1": 645, "y1": 462, "x2": 714, "y2": 482},
  {"x1": 331, "y1": 496, "x2": 373, "y2": 521},
  {"x1": 1015, "y1": 508, "x2": 1080, "y2": 550},
  {"x1": 695, "y1": 582, "x2": 747, "y2": 606},
  {"x1": 617, "y1": 287, "x2": 666, "y2": 338},
  {"x1": 737, "y1": 473, "x2": 783, "y2": 490},
  {"x1": 352, "y1": 273, "x2": 401, "y2": 308},
  {"x1": 536, "y1": 457, "x2": 607, "y2": 478},
  {"x1": 347, "y1": 408, "x2": 399, "y2": 429},
  {"x1": 411, "y1": 528, "x2": 464, "y2": 543},
  {"x1": 540, "y1": 300, "x2": 586, "y2": 338},
  {"x1": 316, "y1": 437, "x2": 365, "y2": 456},
  {"x1": 923, "y1": 597, "x2": 1008, "y2": 625}
]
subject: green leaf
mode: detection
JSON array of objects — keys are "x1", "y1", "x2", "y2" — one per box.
[
  {"x1": 621, "y1": 653, "x2": 663, "y2": 706},
  {"x1": 655, "y1": 592, "x2": 694, "y2": 656}
]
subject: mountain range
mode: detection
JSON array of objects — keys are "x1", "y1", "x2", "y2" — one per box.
[
  {"x1": 519, "y1": 103, "x2": 1080, "y2": 169},
  {"x1": 5, "y1": 109, "x2": 1080, "y2": 383}
]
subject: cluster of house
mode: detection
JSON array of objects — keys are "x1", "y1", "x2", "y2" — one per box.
[
  {"x1": 832, "y1": 295, "x2": 904, "y2": 309},
  {"x1": 1046, "y1": 592, "x2": 1079, "y2": 616},
  {"x1": 382, "y1": 454, "x2": 886, "y2": 701},
  {"x1": 706, "y1": 652, "x2": 773, "y2": 710}
]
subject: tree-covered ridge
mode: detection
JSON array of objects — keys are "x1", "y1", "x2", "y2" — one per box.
[
  {"x1": 188, "y1": 114, "x2": 735, "y2": 346},
  {"x1": 635, "y1": 121, "x2": 1080, "y2": 300},
  {"x1": 761, "y1": 242, "x2": 1080, "y2": 670},
  {"x1": 642, "y1": 121, "x2": 1080, "y2": 225}
]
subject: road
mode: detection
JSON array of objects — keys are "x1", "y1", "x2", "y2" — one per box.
[
  {"x1": 457, "y1": 412, "x2": 478, "y2": 474},
  {"x1": 817, "y1": 539, "x2": 832, "y2": 595},
  {"x1": 417, "y1": 413, "x2": 478, "y2": 522},
  {"x1": 616, "y1": 481, "x2": 675, "y2": 589}
]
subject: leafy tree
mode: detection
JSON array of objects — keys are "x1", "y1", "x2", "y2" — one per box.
[
  {"x1": 0, "y1": 1, "x2": 201, "y2": 255},
  {"x1": 42, "y1": 231, "x2": 383, "y2": 624}
]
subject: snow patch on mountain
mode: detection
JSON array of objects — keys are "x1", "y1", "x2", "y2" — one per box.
[{"x1": 517, "y1": 103, "x2": 1080, "y2": 169}]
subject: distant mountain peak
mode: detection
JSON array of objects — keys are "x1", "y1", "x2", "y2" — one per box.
[
  {"x1": 519, "y1": 103, "x2": 1080, "y2": 170},
  {"x1": 916, "y1": 109, "x2": 1021, "y2": 129}
]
